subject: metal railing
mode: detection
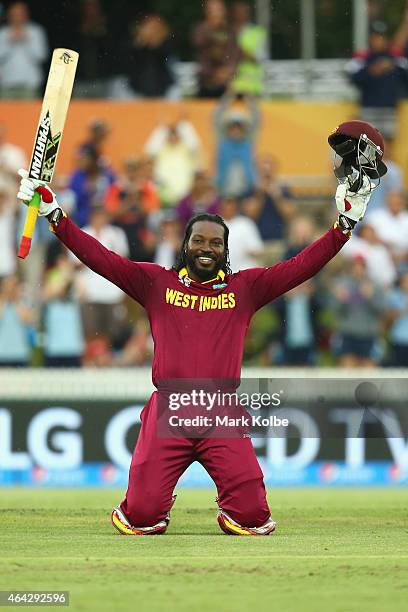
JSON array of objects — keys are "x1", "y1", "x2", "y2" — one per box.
[{"x1": 174, "y1": 59, "x2": 357, "y2": 100}]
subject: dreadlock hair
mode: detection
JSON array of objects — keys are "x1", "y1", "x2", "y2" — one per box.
[{"x1": 173, "y1": 213, "x2": 232, "y2": 275}]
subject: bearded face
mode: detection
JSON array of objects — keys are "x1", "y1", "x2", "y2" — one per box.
[{"x1": 184, "y1": 220, "x2": 227, "y2": 282}]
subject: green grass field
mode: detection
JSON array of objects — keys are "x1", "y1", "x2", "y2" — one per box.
[{"x1": 0, "y1": 488, "x2": 407, "y2": 612}]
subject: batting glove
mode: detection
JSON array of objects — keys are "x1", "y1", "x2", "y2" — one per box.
[
  {"x1": 17, "y1": 169, "x2": 60, "y2": 217},
  {"x1": 335, "y1": 175, "x2": 374, "y2": 232}
]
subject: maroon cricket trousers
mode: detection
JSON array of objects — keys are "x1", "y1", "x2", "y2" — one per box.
[{"x1": 120, "y1": 392, "x2": 271, "y2": 528}]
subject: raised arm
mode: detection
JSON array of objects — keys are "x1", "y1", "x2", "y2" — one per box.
[
  {"x1": 393, "y1": 3, "x2": 408, "y2": 52},
  {"x1": 213, "y1": 91, "x2": 235, "y2": 134},
  {"x1": 241, "y1": 169, "x2": 376, "y2": 311},
  {"x1": 241, "y1": 224, "x2": 349, "y2": 311},
  {"x1": 17, "y1": 173, "x2": 162, "y2": 307},
  {"x1": 52, "y1": 216, "x2": 162, "y2": 306}
]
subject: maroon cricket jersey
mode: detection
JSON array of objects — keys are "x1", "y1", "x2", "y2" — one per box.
[{"x1": 54, "y1": 218, "x2": 348, "y2": 385}]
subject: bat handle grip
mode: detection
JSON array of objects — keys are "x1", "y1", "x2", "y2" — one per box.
[{"x1": 17, "y1": 191, "x2": 41, "y2": 260}]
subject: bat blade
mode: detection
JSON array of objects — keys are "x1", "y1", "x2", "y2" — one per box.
[
  {"x1": 29, "y1": 48, "x2": 79, "y2": 184},
  {"x1": 18, "y1": 48, "x2": 78, "y2": 259}
]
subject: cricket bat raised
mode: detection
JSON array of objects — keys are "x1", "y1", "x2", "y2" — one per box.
[{"x1": 18, "y1": 48, "x2": 79, "y2": 259}]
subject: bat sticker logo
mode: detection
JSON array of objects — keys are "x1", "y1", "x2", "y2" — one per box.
[
  {"x1": 60, "y1": 52, "x2": 73, "y2": 64},
  {"x1": 29, "y1": 111, "x2": 61, "y2": 182}
]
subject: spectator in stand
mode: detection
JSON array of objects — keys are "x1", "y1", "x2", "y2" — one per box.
[
  {"x1": 275, "y1": 279, "x2": 319, "y2": 366},
  {"x1": 231, "y1": 1, "x2": 254, "y2": 39},
  {"x1": 136, "y1": 156, "x2": 159, "y2": 208},
  {"x1": 154, "y1": 213, "x2": 182, "y2": 269},
  {"x1": 384, "y1": 270, "x2": 408, "y2": 366},
  {"x1": 368, "y1": 191, "x2": 408, "y2": 265},
  {"x1": 145, "y1": 119, "x2": 202, "y2": 207},
  {"x1": 69, "y1": 144, "x2": 115, "y2": 227},
  {"x1": 73, "y1": 206, "x2": 129, "y2": 350},
  {"x1": 0, "y1": 180, "x2": 17, "y2": 282},
  {"x1": 82, "y1": 336, "x2": 112, "y2": 367},
  {"x1": 240, "y1": 191, "x2": 264, "y2": 225},
  {"x1": 0, "y1": 123, "x2": 27, "y2": 185},
  {"x1": 106, "y1": 156, "x2": 160, "y2": 217},
  {"x1": 51, "y1": 175, "x2": 77, "y2": 217},
  {"x1": 214, "y1": 92, "x2": 259, "y2": 198},
  {"x1": 242, "y1": 155, "x2": 295, "y2": 241},
  {"x1": 0, "y1": 1, "x2": 48, "y2": 99},
  {"x1": 192, "y1": 0, "x2": 239, "y2": 98},
  {"x1": 105, "y1": 159, "x2": 157, "y2": 263},
  {"x1": 393, "y1": 1, "x2": 408, "y2": 57},
  {"x1": 42, "y1": 253, "x2": 84, "y2": 367},
  {"x1": 330, "y1": 255, "x2": 385, "y2": 368},
  {"x1": 284, "y1": 216, "x2": 317, "y2": 260},
  {"x1": 346, "y1": 21, "x2": 408, "y2": 138},
  {"x1": 113, "y1": 317, "x2": 153, "y2": 367},
  {"x1": 73, "y1": 0, "x2": 117, "y2": 98},
  {"x1": 219, "y1": 195, "x2": 263, "y2": 271},
  {"x1": 126, "y1": 15, "x2": 177, "y2": 99},
  {"x1": 0, "y1": 275, "x2": 33, "y2": 367},
  {"x1": 341, "y1": 221, "x2": 396, "y2": 288},
  {"x1": 366, "y1": 137, "x2": 403, "y2": 212},
  {"x1": 230, "y1": 1, "x2": 267, "y2": 96},
  {"x1": 79, "y1": 119, "x2": 110, "y2": 162},
  {"x1": 176, "y1": 171, "x2": 220, "y2": 227}
]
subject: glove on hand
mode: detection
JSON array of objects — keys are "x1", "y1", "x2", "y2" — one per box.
[
  {"x1": 335, "y1": 175, "x2": 374, "y2": 231},
  {"x1": 17, "y1": 169, "x2": 60, "y2": 217}
]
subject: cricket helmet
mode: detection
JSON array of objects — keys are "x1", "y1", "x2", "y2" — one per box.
[{"x1": 328, "y1": 120, "x2": 387, "y2": 191}]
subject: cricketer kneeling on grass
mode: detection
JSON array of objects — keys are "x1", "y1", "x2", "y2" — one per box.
[{"x1": 17, "y1": 120, "x2": 386, "y2": 536}]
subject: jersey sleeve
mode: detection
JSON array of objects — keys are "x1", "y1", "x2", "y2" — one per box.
[
  {"x1": 240, "y1": 225, "x2": 349, "y2": 311},
  {"x1": 53, "y1": 216, "x2": 162, "y2": 307}
]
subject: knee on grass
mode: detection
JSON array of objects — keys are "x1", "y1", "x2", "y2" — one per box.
[
  {"x1": 111, "y1": 506, "x2": 168, "y2": 535},
  {"x1": 120, "y1": 494, "x2": 176, "y2": 532},
  {"x1": 217, "y1": 509, "x2": 276, "y2": 536},
  {"x1": 216, "y1": 478, "x2": 271, "y2": 531},
  {"x1": 125, "y1": 506, "x2": 168, "y2": 530}
]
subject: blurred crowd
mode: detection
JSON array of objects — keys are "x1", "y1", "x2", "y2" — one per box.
[
  {"x1": 0, "y1": 0, "x2": 267, "y2": 99},
  {"x1": 346, "y1": 11, "x2": 408, "y2": 140},
  {"x1": 1, "y1": 86, "x2": 408, "y2": 370},
  {"x1": 1, "y1": 0, "x2": 408, "y2": 369},
  {"x1": 3, "y1": 0, "x2": 408, "y2": 105}
]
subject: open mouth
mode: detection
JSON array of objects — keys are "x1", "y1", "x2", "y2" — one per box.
[{"x1": 196, "y1": 256, "x2": 215, "y2": 266}]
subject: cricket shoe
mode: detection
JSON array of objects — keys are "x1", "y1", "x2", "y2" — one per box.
[
  {"x1": 217, "y1": 509, "x2": 277, "y2": 536},
  {"x1": 111, "y1": 506, "x2": 168, "y2": 535}
]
